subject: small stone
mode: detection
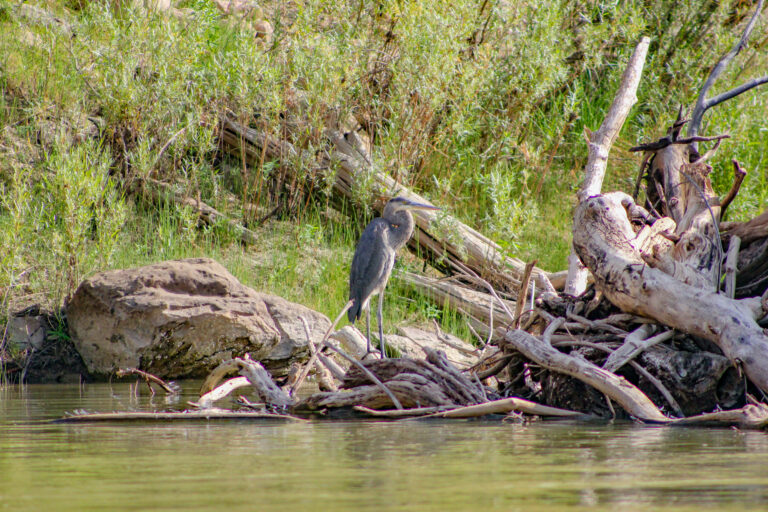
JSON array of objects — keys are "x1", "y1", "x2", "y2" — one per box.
[
  {"x1": 7, "y1": 315, "x2": 46, "y2": 350},
  {"x1": 253, "y1": 19, "x2": 273, "y2": 40}
]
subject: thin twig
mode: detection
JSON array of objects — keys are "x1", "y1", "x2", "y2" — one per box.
[
  {"x1": 451, "y1": 259, "x2": 516, "y2": 321},
  {"x1": 115, "y1": 368, "x2": 178, "y2": 395},
  {"x1": 289, "y1": 317, "x2": 323, "y2": 396},
  {"x1": 513, "y1": 261, "x2": 536, "y2": 329}
]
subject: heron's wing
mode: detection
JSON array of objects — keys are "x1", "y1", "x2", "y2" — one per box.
[{"x1": 348, "y1": 219, "x2": 394, "y2": 321}]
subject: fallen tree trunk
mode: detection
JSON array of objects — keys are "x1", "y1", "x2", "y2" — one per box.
[
  {"x1": 136, "y1": 177, "x2": 259, "y2": 245},
  {"x1": 400, "y1": 272, "x2": 515, "y2": 328},
  {"x1": 220, "y1": 118, "x2": 555, "y2": 297}
]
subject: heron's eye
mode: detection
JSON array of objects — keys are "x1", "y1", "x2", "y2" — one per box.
[{"x1": 392, "y1": 224, "x2": 399, "y2": 228}]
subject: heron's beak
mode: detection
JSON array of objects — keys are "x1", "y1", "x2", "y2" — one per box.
[{"x1": 404, "y1": 200, "x2": 441, "y2": 211}]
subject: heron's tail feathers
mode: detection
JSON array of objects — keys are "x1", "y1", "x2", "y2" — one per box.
[{"x1": 347, "y1": 299, "x2": 360, "y2": 323}]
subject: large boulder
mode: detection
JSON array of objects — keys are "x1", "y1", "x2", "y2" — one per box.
[{"x1": 66, "y1": 258, "x2": 331, "y2": 378}]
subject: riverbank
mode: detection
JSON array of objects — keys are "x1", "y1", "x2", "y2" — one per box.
[{"x1": 2, "y1": 1, "x2": 767, "y2": 348}]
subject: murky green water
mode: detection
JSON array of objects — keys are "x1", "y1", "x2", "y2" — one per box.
[{"x1": 2, "y1": 382, "x2": 768, "y2": 511}]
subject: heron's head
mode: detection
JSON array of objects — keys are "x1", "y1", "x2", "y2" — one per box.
[{"x1": 383, "y1": 196, "x2": 440, "y2": 216}]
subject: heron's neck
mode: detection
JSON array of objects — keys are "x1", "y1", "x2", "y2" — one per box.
[{"x1": 388, "y1": 210, "x2": 415, "y2": 250}]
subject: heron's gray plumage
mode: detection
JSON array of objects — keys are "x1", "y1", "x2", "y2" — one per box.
[
  {"x1": 347, "y1": 197, "x2": 439, "y2": 357},
  {"x1": 348, "y1": 220, "x2": 393, "y2": 321}
]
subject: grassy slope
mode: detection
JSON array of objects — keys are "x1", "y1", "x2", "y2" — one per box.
[{"x1": 1, "y1": 0, "x2": 766, "y2": 349}]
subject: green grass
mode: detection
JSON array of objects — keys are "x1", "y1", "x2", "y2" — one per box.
[{"x1": 1, "y1": 0, "x2": 767, "y2": 361}]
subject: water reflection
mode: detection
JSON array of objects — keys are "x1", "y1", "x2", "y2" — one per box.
[{"x1": 1, "y1": 382, "x2": 768, "y2": 511}]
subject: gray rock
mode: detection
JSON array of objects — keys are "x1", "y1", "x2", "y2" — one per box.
[{"x1": 66, "y1": 258, "x2": 330, "y2": 378}]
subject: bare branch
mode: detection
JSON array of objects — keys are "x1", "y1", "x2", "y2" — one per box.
[
  {"x1": 115, "y1": 367, "x2": 178, "y2": 395},
  {"x1": 688, "y1": 0, "x2": 766, "y2": 138},
  {"x1": 502, "y1": 329, "x2": 669, "y2": 422},
  {"x1": 513, "y1": 261, "x2": 536, "y2": 329},
  {"x1": 705, "y1": 75, "x2": 768, "y2": 112},
  {"x1": 553, "y1": 339, "x2": 684, "y2": 418},
  {"x1": 565, "y1": 37, "x2": 650, "y2": 295},
  {"x1": 578, "y1": 37, "x2": 651, "y2": 202},
  {"x1": 691, "y1": 135, "x2": 726, "y2": 164},
  {"x1": 720, "y1": 159, "x2": 747, "y2": 217},
  {"x1": 629, "y1": 134, "x2": 729, "y2": 153}
]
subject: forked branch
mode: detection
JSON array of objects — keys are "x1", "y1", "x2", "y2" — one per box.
[{"x1": 688, "y1": 0, "x2": 767, "y2": 139}]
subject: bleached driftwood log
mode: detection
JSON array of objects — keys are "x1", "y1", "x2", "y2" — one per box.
[
  {"x1": 571, "y1": 192, "x2": 768, "y2": 393},
  {"x1": 564, "y1": 37, "x2": 650, "y2": 295},
  {"x1": 400, "y1": 271, "x2": 515, "y2": 327},
  {"x1": 501, "y1": 328, "x2": 669, "y2": 422}
]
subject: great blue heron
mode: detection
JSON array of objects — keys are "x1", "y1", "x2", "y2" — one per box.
[{"x1": 348, "y1": 196, "x2": 440, "y2": 358}]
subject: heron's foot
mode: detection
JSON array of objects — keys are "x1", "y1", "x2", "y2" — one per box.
[{"x1": 362, "y1": 348, "x2": 382, "y2": 361}]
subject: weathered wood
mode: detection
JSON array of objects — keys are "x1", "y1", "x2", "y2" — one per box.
[
  {"x1": 670, "y1": 403, "x2": 768, "y2": 430},
  {"x1": 602, "y1": 327, "x2": 673, "y2": 372},
  {"x1": 297, "y1": 375, "x2": 459, "y2": 411},
  {"x1": 115, "y1": 367, "x2": 178, "y2": 395},
  {"x1": 551, "y1": 339, "x2": 683, "y2": 417},
  {"x1": 501, "y1": 329, "x2": 669, "y2": 422},
  {"x1": 734, "y1": 236, "x2": 768, "y2": 298},
  {"x1": 513, "y1": 261, "x2": 536, "y2": 328},
  {"x1": 720, "y1": 160, "x2": 747, "y2": 217},
  {"x1": 423, "y1": 348, "x2": 486, "y2": 404},
  {"x1": 565, "y1": 37, "x2": 651, "y2": 295},
  {"x1": 328, "y1": 326, "x2": 370, "y2": 360},
  {"x1": 193, "y1": 376, "x2": 253, "y2": 409},
  {"x1": 323, "y1": 340, "x2": 403, "y2": 410},
  {"x1": 572, "y1": 193, "x2": 768, "y2": 393},
  {"x1": 426, "y1": 396, "x2": 586, "y2": 419},
  {"x1": 306, "y1": 332, "x2": 338, "y2": 392},
  {"x1": 341, "y1": 357, "x2": 482, "y2": 406},
  {"x1": 400, "y1": 271, "x2": 515, "y2": 328},
  {"x1": 636, "y1": 344, "x2": 738, "y2": 416},
  {"x1": 721, "y1": 209, "x2": 768, "y2": 245},
  {"x1": 353, "y1": 405, "x2": 456, "y2": 418},
  {"x1": 139, "y1": 177, "x2": 259, "y2": 245},
  {"x1": 236, "y1": 355, "x2": 295, "y2": 409},
  {"x1": 724, "y1": 235, "x2": 741, "y2": 298}
]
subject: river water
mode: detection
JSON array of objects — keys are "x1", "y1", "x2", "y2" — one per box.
[{"x1": 2, "y1": 382, "x2": 768, "y2": 511}]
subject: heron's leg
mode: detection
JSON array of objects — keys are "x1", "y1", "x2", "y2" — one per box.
[
  {"x1": 378, "y1": 289, "x2": 386, "y2": 359},
  {"x1": 365, "y1": 304, "x2": 372, "y2": 354}
]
